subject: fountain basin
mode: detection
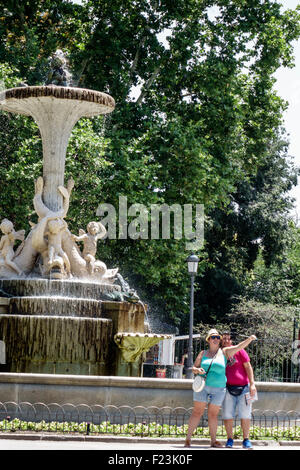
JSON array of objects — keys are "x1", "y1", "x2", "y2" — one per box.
[
  {"x1": 0, "y1": 314, "x2": 113, "y2": 375},
  {"x1": 0, "y1": 298, "x2": 9, "y2": 314},
  {"x1": 0, "y1": 278, "x2": 149, "y2": 376},
  {"x1": 8, "y1": 296, "x2": 102, "y2": 317},
  {"x1": 1, "y1": 86, "x2": 115, "y2": 116},
  {"x1": 0, "y1": 278, "x2": 120, "y2": 300}
]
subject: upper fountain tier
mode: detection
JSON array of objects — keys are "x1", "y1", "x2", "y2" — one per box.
[
  {"x1": 0, "y1": 85, "x2": 115, "y2": 117},
  {"x1": 0, "y1": 85, "x2": 115, "y2": 212}
]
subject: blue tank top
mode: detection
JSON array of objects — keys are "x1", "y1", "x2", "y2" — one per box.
[{"x1": 200, "y1": 350, "x2": 227, "y2": 387}]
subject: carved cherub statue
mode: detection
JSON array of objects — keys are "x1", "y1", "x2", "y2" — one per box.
[
  {"x1": 45, "y1": 50, "x2": 72, "y2": 87},
  {"x1": 0, "y1": 219, "x2": 25, "y2": 276},
  {"x1": 45, "y1": 217, "x2": 71, "y2": 275},
  {"x1": 72, "y1": 221, "x2": 106, "y2": 275}
]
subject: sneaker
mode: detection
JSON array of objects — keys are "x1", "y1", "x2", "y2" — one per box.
[
  {"x1": 225, "y1": 438, "x2": 234, "y2": 448},
  {"x1": 242, "y1": 438, "x2": 253, "y2": 449}
]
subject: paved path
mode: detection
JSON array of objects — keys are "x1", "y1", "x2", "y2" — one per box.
[{"x1": 0, "y1": 436, "x2": 299, "y2": 451}]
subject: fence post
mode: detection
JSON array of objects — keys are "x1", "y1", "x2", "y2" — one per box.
[{"x1": 0, "y1": 341, "x2": 5, "y2": 364}]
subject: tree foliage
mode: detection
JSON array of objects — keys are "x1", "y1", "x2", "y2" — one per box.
[
  {"x1": 245, "y1": 223, "x2": 300, "y2": 308},
  {"x1": 193, "y1": 133, "x2": 299, "y2": 325},
  {"x1": 0, "y1": 1, "x2": 300, "y2": 330}
]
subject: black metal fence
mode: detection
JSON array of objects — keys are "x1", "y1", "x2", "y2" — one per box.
[
  {"x1": 0, "y1": 402, "x2": 299, "y2": 440},
  {"x1": 174, "y1": 335, "x2": 300, "y2": 383}
]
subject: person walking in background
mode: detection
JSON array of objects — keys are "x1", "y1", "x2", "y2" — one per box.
[
  {"x1": 181, "y1": 349, "x2": 188, "y2": 378},
  {"x1": 222, "y1": 331, "x2": 257, "y2": 450},
  {"x1": 184, "y1": 329, "x2": 257, "y2": 448}
]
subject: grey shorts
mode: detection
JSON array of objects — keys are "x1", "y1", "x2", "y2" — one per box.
[
  {"x1": 193, "y1": 385, "x2": 226, "y2": 407},
  {"x1": 222, "y1": 384, "x2": 252, "y2": 419}
]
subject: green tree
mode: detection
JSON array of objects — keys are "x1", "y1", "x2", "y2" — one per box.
[
  {"x1": 0, "y1": 1, "x2": 300, "y2": 329},
  {"x1": 246, "y1": 223, "x2": 300, "y2": 307},
  {"x1": 193, "y1": 133, "x2": 299, "y2": 325}
]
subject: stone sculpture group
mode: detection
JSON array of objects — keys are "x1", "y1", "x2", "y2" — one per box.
[{"x1": 0, "y1": 176, "x2": 118, "y2": 282}]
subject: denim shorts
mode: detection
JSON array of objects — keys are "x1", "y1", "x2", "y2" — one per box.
[
  {"x1": 222, "y1": 384, "x2": 252, "y2": 419},
  {"x1": 193, "y1": 385, "x2": 226, "y2": 406}
]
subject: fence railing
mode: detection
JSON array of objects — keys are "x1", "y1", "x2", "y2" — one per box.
[
  {"x1": 0, "y1": 402, "x2": 299, "y2": 440},
  {"x1": 174, "y1": 335, "x2": 300, "y2": 383}
]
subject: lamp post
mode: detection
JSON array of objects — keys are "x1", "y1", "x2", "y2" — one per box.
[{"x1": 186, "y1": 254, "x2": 199, "y2": 379}]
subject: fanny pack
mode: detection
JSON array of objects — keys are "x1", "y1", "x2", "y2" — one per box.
[{"x1": 226, "y1": 384, "x2": 247, "y2": 396}]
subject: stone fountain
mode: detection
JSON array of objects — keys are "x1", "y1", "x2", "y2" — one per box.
[{"x1": 0, "y1": 51, "x2": 169, "y2": 376}]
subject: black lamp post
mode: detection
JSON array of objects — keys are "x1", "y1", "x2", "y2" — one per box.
[{"x1": 186, "y1": 254, "x2": 199, "y2": 379}]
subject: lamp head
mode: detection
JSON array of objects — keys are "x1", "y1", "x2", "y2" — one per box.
[{"x1": 186, "y1": 253, "x2": 199, "y2": 276}]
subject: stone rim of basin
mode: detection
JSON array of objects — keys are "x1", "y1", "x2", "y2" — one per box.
[{"x1": 0, "y1": 85, "x2": 115, "y2": 116}]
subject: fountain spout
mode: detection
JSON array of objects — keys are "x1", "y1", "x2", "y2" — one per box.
[{"x1": 114, "y1": 332, "x2": 172, "y2": 363}]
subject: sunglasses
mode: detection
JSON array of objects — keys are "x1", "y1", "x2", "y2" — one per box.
[{"x1": 210, "y1": 335, "x2": 221, "y2": 340}]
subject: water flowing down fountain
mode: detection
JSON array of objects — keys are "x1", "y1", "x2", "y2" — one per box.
[{"x1": 0, "y1": 51, "x2": 169, "y2": 376}]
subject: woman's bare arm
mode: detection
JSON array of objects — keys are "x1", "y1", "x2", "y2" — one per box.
[
  {"x1": 223, "y1": 335, "x2": 257, "y2": 358},
  {"x1": 192, "y1": 350, "x2": 206, "y2": 375}
]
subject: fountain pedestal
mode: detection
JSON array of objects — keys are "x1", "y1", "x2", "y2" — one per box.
[
  {"x1": 0, "y1": 279, "x2": 119, "y2": 375},
  {"x1": 0, "y1": 279, "x2": 166, "y2": 377}
]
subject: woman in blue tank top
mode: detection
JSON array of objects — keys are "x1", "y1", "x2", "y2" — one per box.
[{"x1": 184, "y1": 329, "x2": 257, "y2": 448}]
